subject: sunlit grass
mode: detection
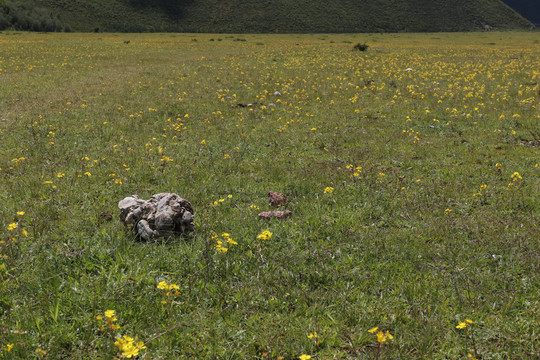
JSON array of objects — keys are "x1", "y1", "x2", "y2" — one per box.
[{"x1": 0, "y1": 31, "x2": 538, "y2": 359}]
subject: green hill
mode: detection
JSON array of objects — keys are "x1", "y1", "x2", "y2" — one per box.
[{"x1": 0, "y1": 0, "x2": 534, "y2": 32}]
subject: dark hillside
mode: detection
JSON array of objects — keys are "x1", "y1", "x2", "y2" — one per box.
[{"x1": 0, "y1": 0, "x2": 533, "y2": 32}]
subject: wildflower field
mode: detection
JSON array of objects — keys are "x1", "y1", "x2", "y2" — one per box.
[{"x1": 0, "y1": 31, "x2": 538, "y2": 359}]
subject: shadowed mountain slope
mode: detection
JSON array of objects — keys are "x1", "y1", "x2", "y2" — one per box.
[{"x1": 1, "y1": 0, "x2": 534, "y2": 32}]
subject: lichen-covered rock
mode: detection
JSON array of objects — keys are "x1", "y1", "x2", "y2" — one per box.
[
  {"x1": 118, "y1": 193, "x2": 194, "y2": 240},
  {"x1": 268, "y1": 191, "x2": 288, "y2": 207},
  {"x1": 258, "y1": 210, "x2": 292, "y2": 220}
]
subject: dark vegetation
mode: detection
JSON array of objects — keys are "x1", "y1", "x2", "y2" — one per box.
[
  {"x1": 0, "y1": 0, "x2": 67, "y2": 31},
  {"x1": 0, "y1": 0, "x2": 534, "y2": 33},
  {"x1": 353, "y1": 42, "x2": 369, "y2": 51}
]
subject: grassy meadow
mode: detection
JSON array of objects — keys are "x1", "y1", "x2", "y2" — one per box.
[{"x1": 0, "y1": 31, "x2": 539, "y2": 359}]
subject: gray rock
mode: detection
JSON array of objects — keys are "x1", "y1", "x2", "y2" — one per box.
[{"x1": 118, "y1": 193, "x2": 194, "y2": 240}]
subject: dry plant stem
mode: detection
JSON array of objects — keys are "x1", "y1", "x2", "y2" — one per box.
[{"x1": 144, "y1": 323, "x2": 183, "y2": 346}]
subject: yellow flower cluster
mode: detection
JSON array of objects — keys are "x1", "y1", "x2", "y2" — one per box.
[
  {"x1": 96, "y1": 309, "x2": 120, "y2": 331},
  {"x1": 212, "y1": 232, "x2": 237, "y2": 253},
  {"x1": 507, "y1": 171, "x2": 522, "y2": 191},
  {"x1": 256, "y1": 230, "x2": 272, "y2": 241},
  {"x1": 10, "y1": 157, "x2": 26, "y2": 167},
  {"x1": 456, "y1": 319, "x2": 474, "y2": 329},
  {"x1": 324, "y1": 186, "x2": 334, "y2": 194},
  {"x1": 6, "y1": 223, "x2": 17, "y2": 231},
  {"x1": 472, "y1": 184, "x2": 487, "y2": 197},
  {"x1": 114, "y1": 335, "x2": 146, "y2": 359},
  {"x1": 157, "y1": 280, "x2": 180, "y2": 297},
  {"x1": 160, "y1": 155, "x2": 173, "y2": 163},
  {"x1": 403, "y1": 127, "x2": 421, "y2": 143},
  {"x1": 35, "y1": 348, "x2": 47, "y2": 357},
  {"x1": 368, "y1": 327, "x2": 394, "y2": 343},
  {"x1": 5, "y1": 211, "x2": 29, "y2": 239},
  {"x1": 346, "y1": 164, "x2": 362, "y2": 178},
  {"x1": 212, "y1": 194, "x2": 233, "y2": 206}
]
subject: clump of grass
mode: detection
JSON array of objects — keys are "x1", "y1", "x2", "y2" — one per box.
[{"x1": 353, "y1": 42, "x2": 369, "y2": 51}]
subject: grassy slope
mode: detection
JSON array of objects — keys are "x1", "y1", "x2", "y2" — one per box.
[
  {"x1": 31, "y1": 0, "x2": 532, "y2": 32},
  {"x1": 0, "y1": 32, "x2": 538, "y2": 359}
]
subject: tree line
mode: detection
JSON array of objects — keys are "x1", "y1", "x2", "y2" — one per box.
[{"x1": 0, "y1": 0, "x2": 69, "y2": 32}]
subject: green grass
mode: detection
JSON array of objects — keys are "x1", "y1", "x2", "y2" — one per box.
[{"x1": 0, "y1": 31, "x2": 539, "y2": 359}]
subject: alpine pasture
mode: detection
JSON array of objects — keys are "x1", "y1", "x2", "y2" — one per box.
[{"x1": 0, "y1": 31, "x2": 538, "y2": 359}]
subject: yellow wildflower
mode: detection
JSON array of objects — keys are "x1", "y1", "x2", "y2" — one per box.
[
  {"x1": 257, "y1": 230, "x2": 272, "y2": 241},
  {"x1": 324, "y1": 186, "x2": 334, "y2": 194},
  {"x1": 216, "y1": 246, "x2": 228, "y2": 253},
  {"x1": 299, "y1": 355, "x2": 312, "y2": 360},
  {"x1": 115, "y1": 335, "x2": 146, "y2": 358},
  {"x1": 16, "y1": 211, "x2": 25, "y2": 216},
  {"x1": 6, "y1": 344, "x2": 14, "y2": 352},
  {"x1": 157, "y1": 280, "x2": 180, "y2": 295},
  {"x1": 7, "y1": 223, "x2": 18, "y2": 231},
  {"x1": 157, "y1": 281, "x2": 168, "y2": 290},
  {"x1": 376, "y1": 331, "x2": 387, "y2": 343}
]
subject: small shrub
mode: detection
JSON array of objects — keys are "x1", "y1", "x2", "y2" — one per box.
[{"x1": 353, "y1": 43, "x2": 369, "y2": 51}]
